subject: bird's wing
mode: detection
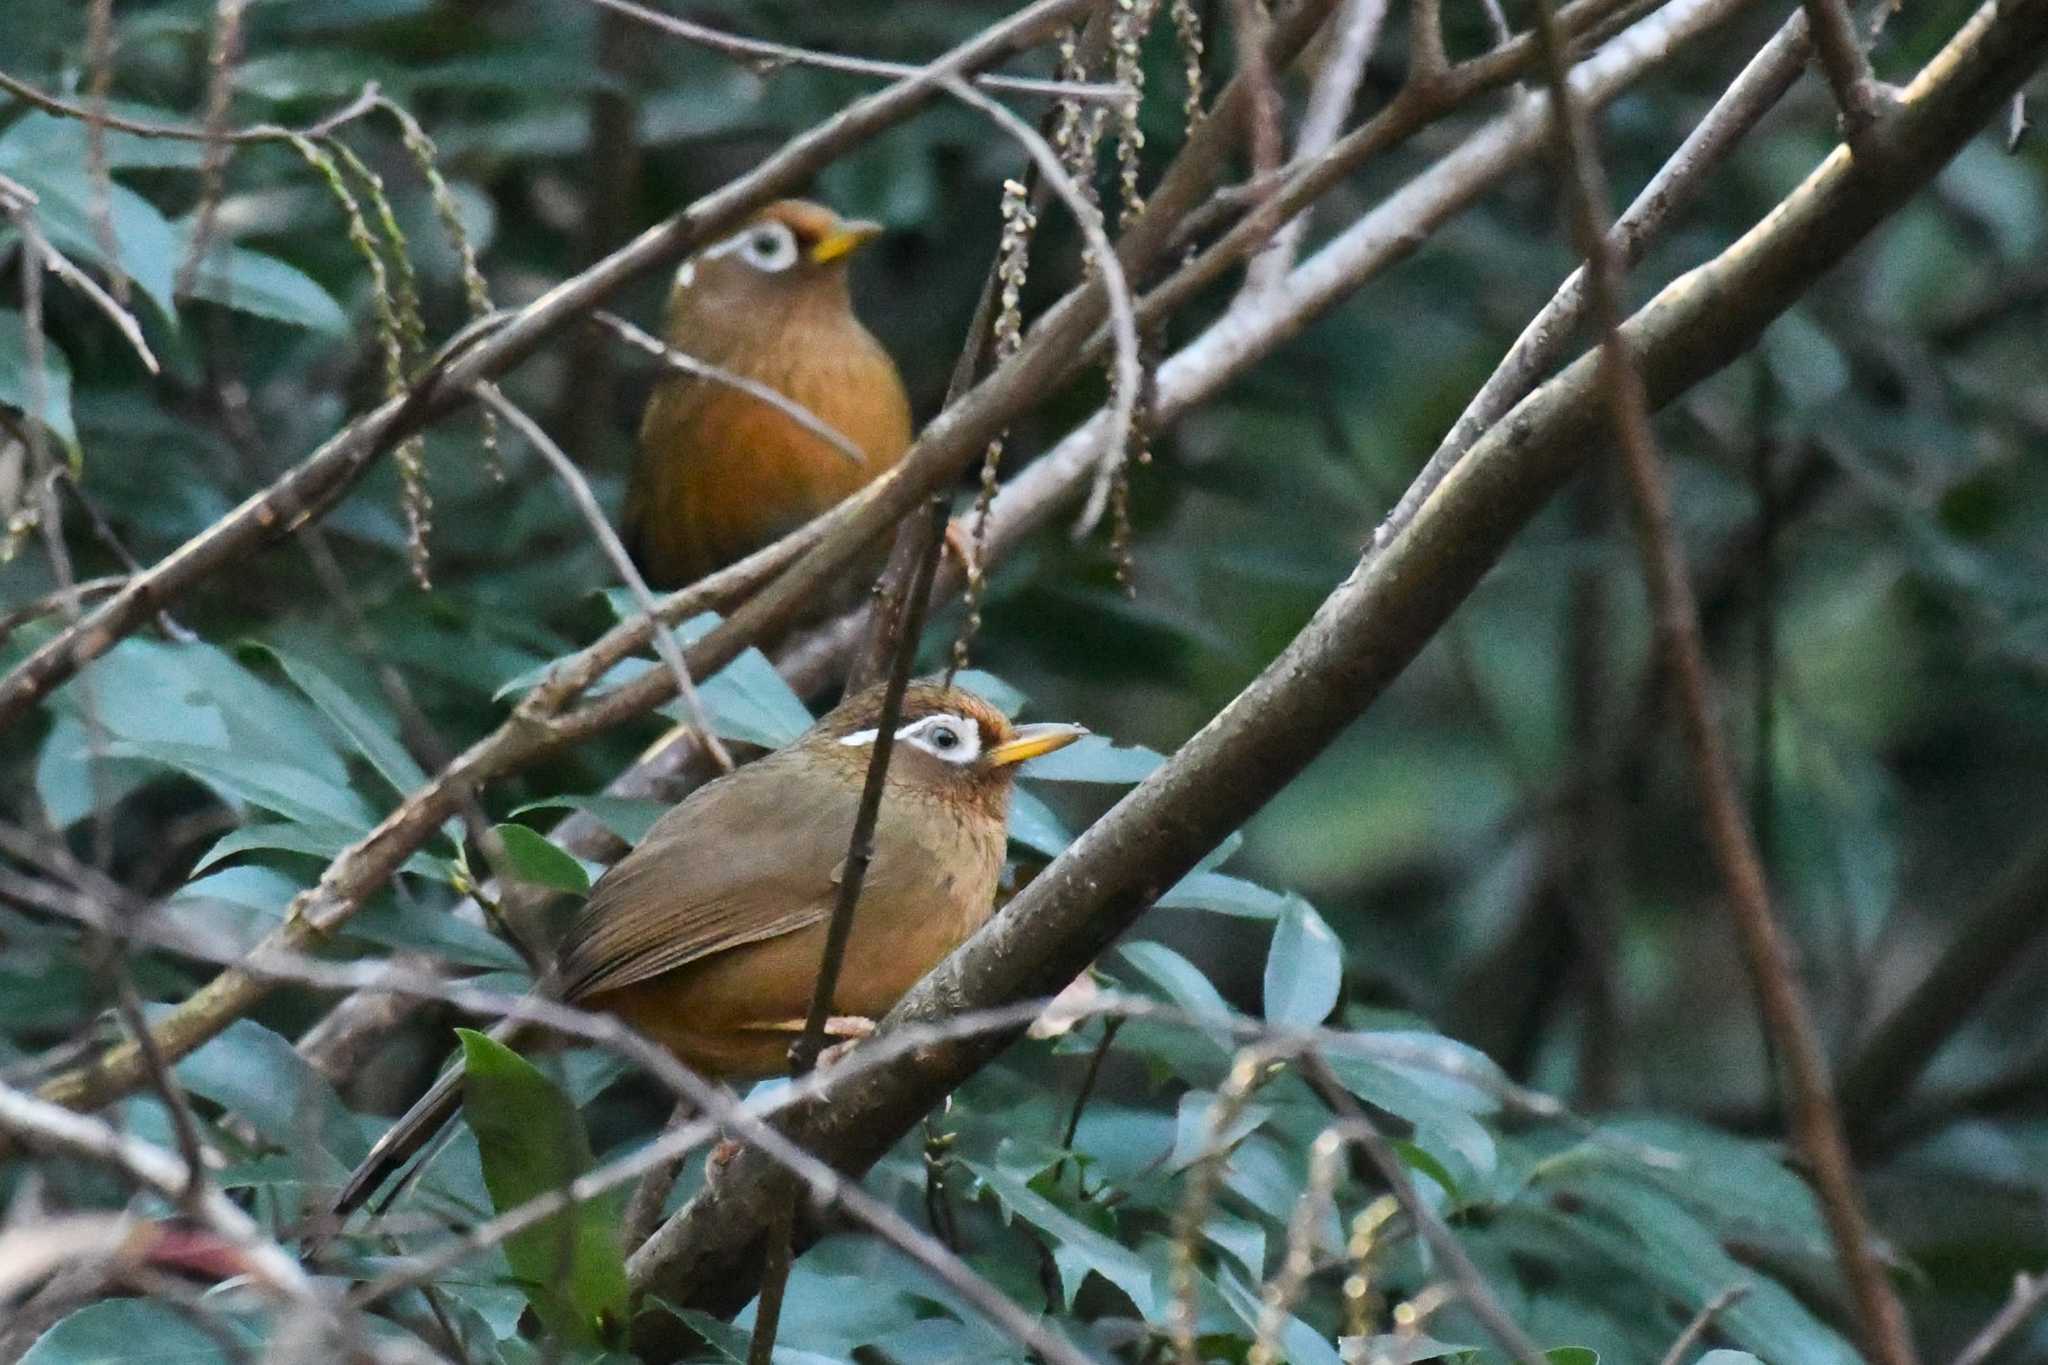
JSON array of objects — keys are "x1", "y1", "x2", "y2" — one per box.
[{"x1": 554, "y1": 750, "x2": 855, "y2": 1001}]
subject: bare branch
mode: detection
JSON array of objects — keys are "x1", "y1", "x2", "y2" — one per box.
[
  {"x1": 1377, "y1": 8, "x2": 1813, "y2": 552},
  {"x1": 1954, "y1": 1271, "x2": 2048, "y2": 1365},
  {"x1": 478, "y1": 383, "x2": 735, "y2": 774},
  {"x1": 1656, "y1": 1283, "x2": 1752, "y2": 1365},
  {"x1": 1521, "y1": 0, "x2": 1915, "y2": 1352},
  {"x1": 1304, "y1": 1054, "x2": 1548, "y2": 1365},
  {"x1": 624, "y1": 0, "x2": 2048, "y2": 1318},
  {"x1": 0, "y1": 69, "x2": 381, "y2": 147},
  {"x1": 0, "y1": 1077, "x2": 325, "y2": 1309},
  {"x1": 0, "y1": 0, "x2": 1097, "y2": 734},
  {"x1": 1801, "y1": 0, "x2": 1897, "y2": 145},
  {"x1": 1244, "y1": 0, "x2": 1392, "y2": 292},
  {"x1": 590, "y1": 310, "x2": 866, "y2": 464},
  {"x1": 581, "y1": 0, "x2": 1129, "y2": 103}
]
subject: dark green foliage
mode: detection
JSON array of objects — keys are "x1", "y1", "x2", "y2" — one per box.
[{"x1": 3, "y1": 1, "x2": 2047, "y2": 1363}]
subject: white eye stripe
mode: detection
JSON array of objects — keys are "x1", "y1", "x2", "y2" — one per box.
[
  {"x1": 836, "y1": 714, "x2": 982, "y2": 764},
  {"x1": 703, "y1": 220, "x2": 799, "y2": 273}
]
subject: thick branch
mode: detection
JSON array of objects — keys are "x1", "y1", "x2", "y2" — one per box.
[
  {"x1": 625, "y1": 0, "x2": 2048, "y2": 1326},
  {"x1": 0, "y1": 0, "x2": 1095, "y2": 735}
]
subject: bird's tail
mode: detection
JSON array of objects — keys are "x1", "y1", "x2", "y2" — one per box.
[
  {"x1": 329, "y1": 1060, "x2": 464, "y2": 1221},
  {"x1": 329, "y1": 1017, "x2": 529, "y2": 1223}
]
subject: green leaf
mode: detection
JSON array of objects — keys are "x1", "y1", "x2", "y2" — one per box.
[
  {"x1": 1008, "y1": 785, "x2": 1073, "y2": 858},
  {"x1": 456, "y1": 1029, "x2": 629, "y2": 1350},
  {"x1": 671, "y1": 612, "x2": 814, "y2": 747},
  {"x1": 6, "y1": 166, "x2": 181, "y2": 317},
  {"x1": 1547, "y1": 1350, "x2": 1599, "y2": 1364},
  {"x1": 511, "y1": 795, "x2": 667, "y2": 845},
  {"x1": 492, "y1": 823, "x2": 591, "y2": 895},
  {"x1": 618, "y1": 607, "x2": 814, "y2": 748},
  {"x1": 173, "y1": 1018, "x2": 368, "y2": 1171},
  {"x1": 967, "y1": 1158, "x2": 1157, "y2": 1316},
  {"x1": 1263, "y1": 898, "x2": 1342, "y2": 1027},
  {"x1": 180, "y1": 237, "x2": 349, "y2": 334},
  {"x1": 189, "y1": 820, "x2": 449, "y2": 882},
  {"x1": 1167, "y1": 1090, "x2": 1275, "y2": 1172},
  {"x1": 256, "y1": 645, "x2": 427, "y2": 795},
  {"x1": 658, "y1": 1306, "x2": 843, "y2": 1365},
  {"x1": 351, "y1": 897, "x2": 531, "y2": 971},
  {"x1": 0, "y1": 311, "x2": 77, "y2": 449},
  {"x1": 1337, "y1": 1336, "x2": 1474, "y2": 1363},
  {"x1": 18, "y1": 1299, "x2": 244, "y2": 1364},
  {"x1": 1158, "y1": 870, "x2": 1291, "y2": 919},
  {"x1": 1117, "y1": 940, "x2": 1236, "y2": 1051},
  {"x1": 1212, "y1": 1262, "x2": 1342, "y2": 1365},
  {"x1": 0, "y1": 109, "x2": 209, "y2": 171},
  {"x1": 103, "y1": 737, "x2": 375, "y2": 829},
  {"x1": 1014, "y1": 734, "x2": 1164, "y2": 784}
]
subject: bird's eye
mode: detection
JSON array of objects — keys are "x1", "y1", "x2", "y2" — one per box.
[
  {"x1": 741, "y1": 223, "x2": 798, "y2": 272},
  {"x1": 893, "y1": 714, "x2": 980, "y2": 763}
]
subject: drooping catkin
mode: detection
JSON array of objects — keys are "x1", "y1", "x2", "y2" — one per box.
[{"x1": 948, "y1": 180, "x2": 1038, "y2": 678}]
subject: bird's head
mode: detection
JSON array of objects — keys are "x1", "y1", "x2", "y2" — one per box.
[
  {"x1": 810, "y1": 679, "x2": 1088, "y2": 812},
  {"x1": 666, "y1": 200, "x2": 882, "y2": 331}
]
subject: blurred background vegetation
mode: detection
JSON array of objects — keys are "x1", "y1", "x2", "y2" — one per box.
[{"x1": 1, "y1": 1, "x2": 2046, "y2": 1362}]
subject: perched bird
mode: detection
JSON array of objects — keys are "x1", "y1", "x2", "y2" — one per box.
[
  {"x1": 330, "y1": 680, "x2": 1085, "y2": 1218},
  {"x1": 625, "y1": 200, "x2": 913, "y2": 589}
]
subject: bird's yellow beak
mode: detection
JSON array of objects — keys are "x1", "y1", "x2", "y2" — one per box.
[
  {"x1": 809, "y1": 219, "x2": 884, "y2": 265},
  {"x1": 987, "y1": 723, "x2": 1089, "y2": 767}
]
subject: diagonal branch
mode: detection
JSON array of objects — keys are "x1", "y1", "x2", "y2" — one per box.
[
  {"x1": 580, "y1": 0, "x2": 1128, "y2": 103},
  {"x1": 1522, "y1": 0, "x2": 1914, "y2": 1349},
  {"x1": 1378, "y1": 6, "x2": 1815, "y2": 552},
  {"x1": 624, "y1": 0, "x2": 2048, "y2": 1322},
  {"x1": 0, "y1": 0, "x2": 1098, "y2": 736}
]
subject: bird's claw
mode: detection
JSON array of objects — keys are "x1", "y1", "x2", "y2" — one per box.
[
  {"x1": 817, "y1": 1015, "x2": 877, "y2": 1070},
  {"x1": 943, "y1": 520, "x2": 979, "y2": 579}
]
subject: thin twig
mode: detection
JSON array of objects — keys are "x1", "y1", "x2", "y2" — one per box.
[
  {"x1": 1373, "y1": 7, "x2": 1813, "y2": 554},
  {"x1": 0, "y1": 174, "x2": 159, "y2": 374},
  {"x1": 0, "y1": 69, "x2": 382, "y2": 147},
  {"x1": 0, "y1": 0, "x2": 1097, "y2": 735},
  {"x1": 581, "y1": 0, "x2": 1129, "y2": 103},
  {"x1": 1521, "y1": 0, "x2": 1916, "y2": 1357},
  {"x1": 1655, "y1": 1282, "x2": 1751, "y2": 1365},
  {"x1": 1799, "y1": 0, "x2": 1894, "y2": 144},
  {"x1": 83, "y1": 0, "x2": 124, "y2": 306},
  {"x1": 749, "y1": 494, "x2": 946, "y2": 1365},
  {"x1": 0, "y1": 576, "x2": 126, "y2": 645},
  {"x1": 1302, "y1": 1053, "x2": 1548, "y2": 1365},
  {"x1": 590, "y1": 310, "x2": 866, "y2": 465},
  {"x1": 625, "y1": 0, "x2": 2048, "y2": 1319},
  {"x1": 0, "y1": 1077, "x2": 324, "y2": 1307},
  {"x1": 1244, "y1": 0, "x2": 1391, "y2": 293},
  {"x1": 479, "y1": 383, "x2": 734, "y2": 773},
  {"x1": 176, "y1": 0, "x2": 245, "y2": 299},
  {"x1": 1953, "y1": 1271, "x2": 2048, "y2": 1365}
]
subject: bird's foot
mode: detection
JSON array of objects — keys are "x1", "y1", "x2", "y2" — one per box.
[
  {"x1": 817, "y1": 1015, "x2": 877, "y2": 1071},
  {"x1": 706, "y1": 1137, "x2": 743, "y2": 1181},
  {"x1": 943, "y1": 520, "x2": 979, "y2": 580}
]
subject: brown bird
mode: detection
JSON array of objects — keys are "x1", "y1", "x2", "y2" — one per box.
[
  {"x1": 625, "y1": 200, "x2": 912, "y2": 589},
  {"x1": 330, "y1": 680, "x2": 1085, "y2": 1217}
]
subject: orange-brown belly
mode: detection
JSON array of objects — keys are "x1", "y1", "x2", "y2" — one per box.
[{"x1": 583, "y1": 876, "x2": 993, "y2": 1081}]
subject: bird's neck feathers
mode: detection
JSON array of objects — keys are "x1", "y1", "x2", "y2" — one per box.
[{"x1": 662, "y1": 270, "x2": 859, "y2": 375}]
